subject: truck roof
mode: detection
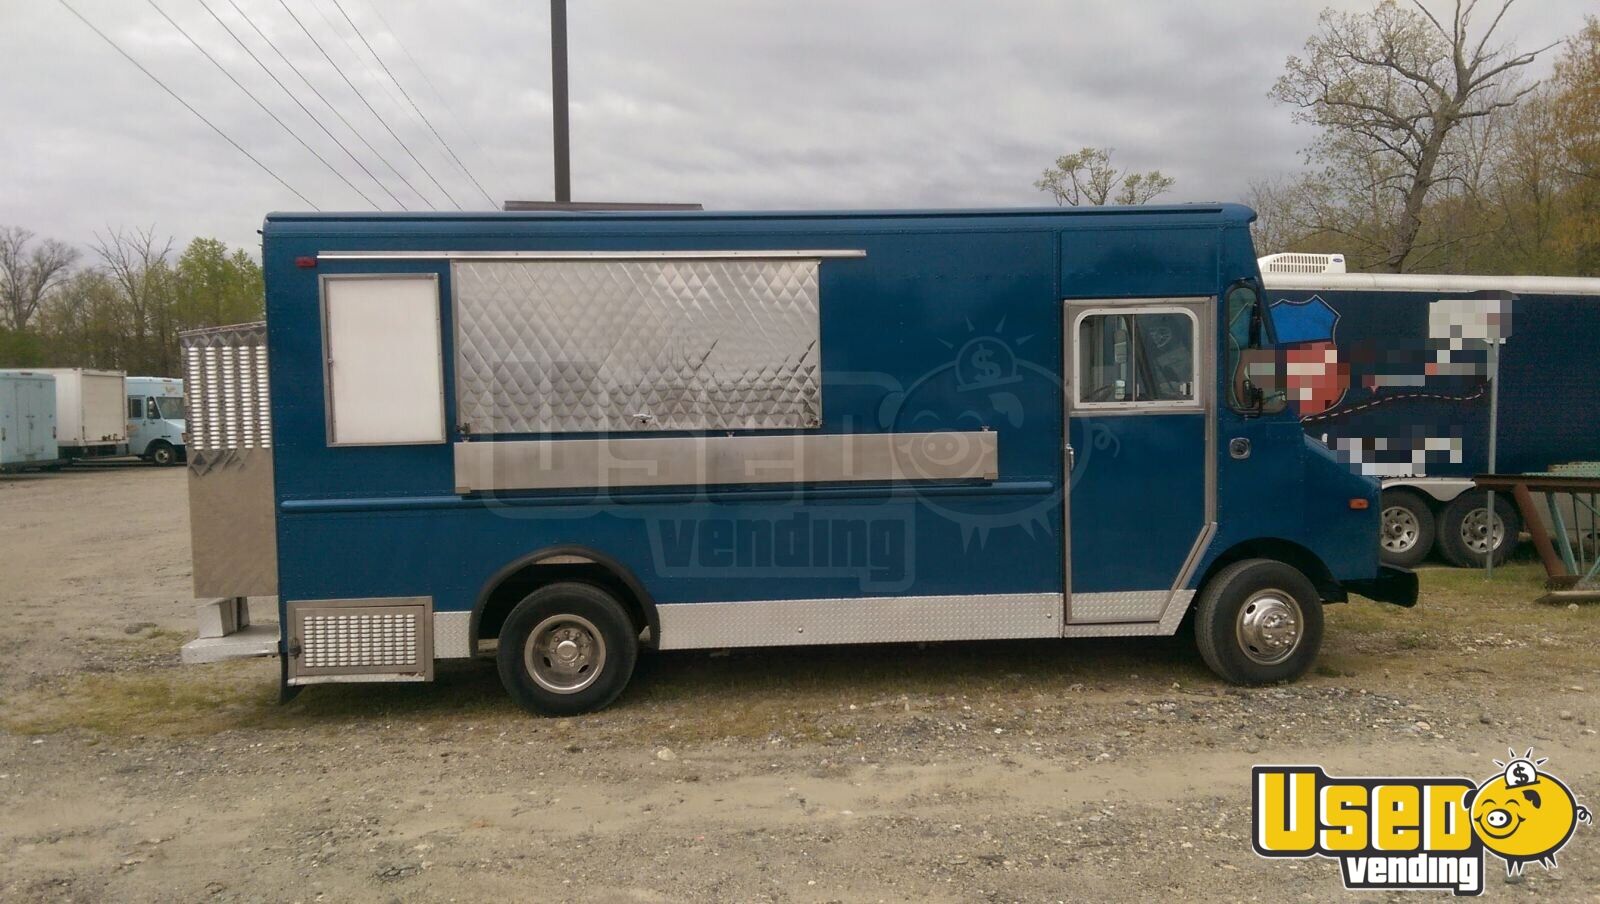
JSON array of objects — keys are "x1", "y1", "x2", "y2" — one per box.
[
  {"x1": 1263, "y1": 271, "x2": 1600, "y2": 296},
  {"x1": 264, "y1": 203, "x2": 1256, "y2": 234}
]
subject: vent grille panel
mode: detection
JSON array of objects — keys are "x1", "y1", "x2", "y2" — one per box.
[{"x1": 288, "y1": 598, "x2": 433, "y2": 683}]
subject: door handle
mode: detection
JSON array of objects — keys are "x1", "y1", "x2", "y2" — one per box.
[{"x1": 1065, "y1": 443, "x2": 1076, "y2": 472}]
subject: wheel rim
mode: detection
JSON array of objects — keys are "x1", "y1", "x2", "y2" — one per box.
[
  {"x1": 1460, "y1": 507, "x2": 1504, "y2": 555},
  {"x1": 1381, "y1": 505, "x2": 1419, "y2": 553},
  {"x1": 1235, "y1": 590, "x2": 1303, "y2": 666},
  {"x1": 524, "y1": 614, "x2": 606, "y2": 694}
]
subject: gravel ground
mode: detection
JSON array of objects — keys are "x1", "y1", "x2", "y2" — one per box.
[{"x1": 1, "y1": 465, "x2": 1597, "y2": 903}]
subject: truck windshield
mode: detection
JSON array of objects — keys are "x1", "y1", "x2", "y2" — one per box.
[{"x1": 156, "y1": 396, "x2": 186, "y2": 420}]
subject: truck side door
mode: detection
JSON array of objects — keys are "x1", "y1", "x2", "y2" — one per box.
[{"x1": 1063, "y1": 298, "x2": 1214, "y2": 624}]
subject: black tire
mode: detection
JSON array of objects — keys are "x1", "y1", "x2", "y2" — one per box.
[
  {"x1": 497, "y1": 582, "x2": 638, "y2": 716},
  {"x1": 1195, "y1": 558, "x2": 1324, "y2": 685},
  {"x1": 149, "y1": 441, "x2": 177, "y2": 467},
  {"x1": 1436, "y1": 491, "x2": 1520, "y2": 568},
  {"x1": 1379, "y1": 489, "x2": 1436, "y2": 569}
]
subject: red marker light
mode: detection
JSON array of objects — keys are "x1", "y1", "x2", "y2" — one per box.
[
  {"x1": 1349, "y1": 498, "x2": 1370, "y2": 510},
  {"x1": 295, "y1": 256, "x2": 317, "y2": 269}
]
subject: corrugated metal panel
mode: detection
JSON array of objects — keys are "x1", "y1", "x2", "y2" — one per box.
[{"x1": 181, "y1": 323, "x2": 277, "y2": 598}]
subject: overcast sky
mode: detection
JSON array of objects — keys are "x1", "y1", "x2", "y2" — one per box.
[{"x1": 1, "y1": 0, "x2": 1592, "y2": 254}]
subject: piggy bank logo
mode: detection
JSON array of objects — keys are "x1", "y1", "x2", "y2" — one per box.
[
  {"x1": 1471, "y1": 749, "x2": 1591, "y2": 877},
  {"x1": 881, "y1": 324, "x2": 1075, "y2": 547}
]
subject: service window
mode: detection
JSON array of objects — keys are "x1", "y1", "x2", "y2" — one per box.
[
  {"x1": 1075, "y1": 308, "x2": 1198, "y2": 408},
  {"x1": 451, "y1": 258, "x2": 823, "y2": 434},
  {"x1": 321, "y1": 274, "x2": 446, "y2": 446}
]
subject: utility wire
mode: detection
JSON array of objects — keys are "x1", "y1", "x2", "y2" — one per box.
[
  {"x1": 329, "y1": 0, "x2": 496, "y2": 207},
  {"x1": 359, "y1": 0, "x2": 504, "y2": 201},
  {"x1": 272, "y1": 0, "x2": 463, "y2": 209},
  {"x1": 56, "y1": 0, "x2": 318, "y2": 209},
  {"x1": 221, "y1": 0, "x2": 432, "y2": 210},
  {"x1": 192, "y1": 0, "x2": 406, "y2": 209},
  {"x1": 146, "y1": 0, "x2": 379, "y2": 209}
]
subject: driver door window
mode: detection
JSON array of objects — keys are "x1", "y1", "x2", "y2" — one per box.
[{"x1": 1075, "y1": 308, "x2": 1198, "y2": 408}]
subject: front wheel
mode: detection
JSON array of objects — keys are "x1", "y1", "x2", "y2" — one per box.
[
  {"x1": 497, "y1": 582, "x2": 638, "y2": 716},
  {"x1": 1379, "y1": 490, "x2": 1435, "y2": 569},
  {"x1": 148, "y1": 441, "x2": 177, "y2": 467},
  {"x1": 1194, "y1": 558, "x2": 1324, "y2": 685}
]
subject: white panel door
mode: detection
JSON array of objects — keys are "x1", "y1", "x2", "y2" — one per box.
[{"x1": 322, "y1": 275, "x2": 446, "y2": 446}]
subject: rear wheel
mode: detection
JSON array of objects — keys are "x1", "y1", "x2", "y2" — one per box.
[
  {"x1": 1379, "y1": 490, "x2": 1435, "y2": 568},
  {"x1": 1436, "y1": 491, "x2": 1520, "y2": 568},
  {"x1": 1195, "y1": 558, "x2": 1323, "y2": 685},
  {"x1": 497, "y1": 582, "x2": 638, "y2": 716}
]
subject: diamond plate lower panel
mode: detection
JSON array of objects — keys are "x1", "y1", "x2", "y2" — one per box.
[
  {"x1": 1067, "y1": 590, "x2": 1170, "y2": 624},
  {"x1": 433, "y1": 611, "x2": 472, "y2": 659},
  {"x1": 656, "y1": 593, "x2": 1062, "y2": 650},
  {"x1": 1062, "y1": 591, "x2": 1196, "y2": 637}
]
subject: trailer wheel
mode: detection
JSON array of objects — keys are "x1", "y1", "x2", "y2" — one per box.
[
  {"x1": 1436, "y1": 491, "x2": 1520, "y2": 568},
  {"x1": 1379, "y1": 490, "x2": 1435, "y2": 569},
  {"x1": 497, "y1": 582, "x2": 638, "y2": 716},
  {"x1": 1194, "y1": 559, "x2": 1323, "y2": 685},
  {"x1": 148, "y1": 441, "x2": 178, "y2": 467}
]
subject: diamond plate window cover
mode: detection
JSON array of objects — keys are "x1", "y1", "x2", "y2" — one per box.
[
  {"x1": 453, "y1": 259, "x2": 822, "y2": 434},
  {"x1": 180, "y1": 322, "x2": 271, "y2": 453}
]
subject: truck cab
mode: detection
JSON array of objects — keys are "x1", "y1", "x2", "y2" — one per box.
[{"x1": 126, "y1": 376, "x2": 186, "y2": 466}]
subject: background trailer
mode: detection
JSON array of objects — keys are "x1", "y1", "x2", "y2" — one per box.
[
  {"x1": 1260, "y1": 255, "x2": 1600, "y2": 569},
  {"x1": 182, "y1": 205, "x2": 1412, "y2": 715},
  {"x1": 0, "y1": 371, "x2": 63, "y2": 473},
  {"x1": 31, "y1": 367, "x2": 126, "y2": 460}
]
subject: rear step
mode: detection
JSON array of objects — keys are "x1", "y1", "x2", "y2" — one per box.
[{"x1": 180, "y1": 597, "x2": 280, "y2": 663}]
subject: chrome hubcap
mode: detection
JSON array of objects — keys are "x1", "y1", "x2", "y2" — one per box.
[
  {"x1": 1461, "y1": 507, "x2": 1505, "y2": 555},
  {"x1": 1236, "y1": 591, "x2": 1303, "y2": 666},
  {"x1": 1381, "y1": 506, "x2": 1419, "y2": 553},
  {"x1": 525, "y1": 614, "x2": 606, "y2": 694}
]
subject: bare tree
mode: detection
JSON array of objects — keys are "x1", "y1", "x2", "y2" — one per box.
[
  {"x1": 0, "y1": 226, "x2": 78, "y2": 332},
  {"x1": 1035, "y1": 147, "x2": 1175, "y2": 207},
  {"x1": 1271, "y1": 0, "x2": 1554, "y2": 272},
  {"x1": 92, "y1": 226, "x2": 175, "y2": 374}
]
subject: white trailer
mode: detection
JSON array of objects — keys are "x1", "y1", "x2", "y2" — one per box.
[
  {"x1": 35, "y1": 368, "x2": 127, "y2": 459},
  {"x1": 0, "y1": 371, "x2": 64, "y2": 472}
]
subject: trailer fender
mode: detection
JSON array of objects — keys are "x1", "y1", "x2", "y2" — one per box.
[
  {"x1": 1381, "y1": 477, "x2": 1474, "y2": 505},
  {"x1": 469, "y1": 546, "x2": 660, "y2": 655}
]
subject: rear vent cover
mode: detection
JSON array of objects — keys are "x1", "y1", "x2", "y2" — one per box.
[{"x1": 287, "y1": 597, "x2": 432, "y2": 684}]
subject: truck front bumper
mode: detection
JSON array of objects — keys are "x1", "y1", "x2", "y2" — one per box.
[{"x1": 1341, "y1": 566, "x2": 1420, "y2": 608}]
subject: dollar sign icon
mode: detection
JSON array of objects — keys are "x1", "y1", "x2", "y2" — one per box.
[
  {"x1": 971, "y1": 343, "x2": 1002, "y2": 383},
  {"x1": 1510, "y1": 761, "x2": 1535, "y2": 785}
]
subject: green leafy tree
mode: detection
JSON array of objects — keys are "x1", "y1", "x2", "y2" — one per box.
[{"x1": 1036, "y1": 147, "x2": 1174, "y2": 206}]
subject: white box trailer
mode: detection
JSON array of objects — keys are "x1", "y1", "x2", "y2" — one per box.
[{"x1": 35, "y1": 368, "x2": 127, "y2": 458}]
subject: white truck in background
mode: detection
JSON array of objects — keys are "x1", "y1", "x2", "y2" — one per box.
[
  {"x1": 33, "y1": 368, "x2": 127, "y2": 460},
  {"x1": 125, "y1": 376, "x2": 186, "y2": 466}
]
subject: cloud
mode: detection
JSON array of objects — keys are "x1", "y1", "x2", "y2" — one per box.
[{"x1": 0, "y1": 0, "x2": 1589, "y2": 253}]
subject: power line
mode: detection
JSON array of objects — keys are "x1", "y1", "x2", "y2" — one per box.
[
  {"x1": 56, "y1": 0, "x2": 318, "y2": 209},
  {"x1": 328, "y1": 0, "x2": 496, "y2": 207},
  {"x1": 359, "y1": 0, "x2": 504, "y2": 199},
  {"x1": 145, "y1": 0, "x2": 379, "y2": 209},
  {"x1": 221, "y1": 0, "x2": 432, "y2": 210},
  {"x1": 272, "y1": 0, "x2": 464, "y2": 210},
  {"x1": 193, "y1": 0, "x2": 406, "y2": 209}
]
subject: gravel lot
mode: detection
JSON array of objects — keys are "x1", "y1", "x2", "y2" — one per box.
[{"x1": 1, "y1": 466, "x2": 1597, "y2": 902}]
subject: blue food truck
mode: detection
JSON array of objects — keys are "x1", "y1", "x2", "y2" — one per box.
[
  {"x1": 180, "y1": 205, "x2": 1413, "y2": 715},
  {"x1": 1260, "y1": 254, "x2": 1600, "y2": 568}
]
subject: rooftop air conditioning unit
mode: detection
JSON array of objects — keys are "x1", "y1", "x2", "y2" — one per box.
[{"x1": 1258, "y1": 252, "x2": 1347, "y2": 275}]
